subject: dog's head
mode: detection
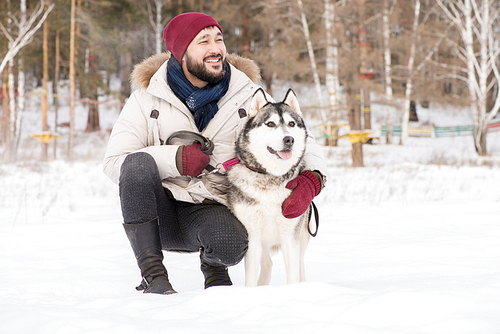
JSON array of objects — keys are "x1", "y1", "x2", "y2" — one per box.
[{"x1": 237, "y1": 88, "x2": 307, "y2": 177}]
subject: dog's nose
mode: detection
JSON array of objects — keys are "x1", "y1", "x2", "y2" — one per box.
[{"x1": 283, "y1": 136, "x2": 294, "y2": 147}]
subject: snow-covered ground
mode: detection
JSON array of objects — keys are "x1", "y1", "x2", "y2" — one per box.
[{"x1": 1, "y1": 84, "x2": 500, "y2": 333}]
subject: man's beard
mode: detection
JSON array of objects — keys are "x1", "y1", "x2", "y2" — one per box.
[{"x1": 185, "y1": 53, "x2": 227, "y2": 84}]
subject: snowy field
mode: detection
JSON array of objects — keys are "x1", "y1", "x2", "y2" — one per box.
[{"x1": 1, "y1": 86, "x2": 500, "y2": 333}]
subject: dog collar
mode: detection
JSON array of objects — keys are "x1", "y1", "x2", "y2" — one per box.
[
  {"x1": 243, "y1": 162, "x2": 266, "y2": 174},
  {"x1": 220, "y1": 157, "x2": 266, "y2": 174}
]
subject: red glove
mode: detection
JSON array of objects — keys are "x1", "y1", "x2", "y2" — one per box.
[
  {"x1": 180, "y1": 143, "x2": 210, "y2": 177},
  {"x1": 282, "y1": 171, "x2": 321, "y2": 219}
]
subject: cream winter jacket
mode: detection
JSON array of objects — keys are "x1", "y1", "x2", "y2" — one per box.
[{"x1": 103, "y1": 53, "x2": 327, "y2": 204}]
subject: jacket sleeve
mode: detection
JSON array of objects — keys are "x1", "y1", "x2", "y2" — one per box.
[
  {"x1": 103, "y1": 90, "x2": 181, "y2": 184},
  {"x1": 302, "y1": 129, "x2": 328, "y2": 186}
]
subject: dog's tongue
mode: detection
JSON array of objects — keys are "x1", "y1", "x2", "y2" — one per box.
[{"x1": 277, "y1": 149, "x2": 293, "y2": 160}]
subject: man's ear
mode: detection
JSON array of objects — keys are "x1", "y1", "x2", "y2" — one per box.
[
  {"x1": 249, "y1": 88, "x2": 268, "y2": 117},
  {"x1": 283, "y1": 89, "x2": 302, "y2": 117}
]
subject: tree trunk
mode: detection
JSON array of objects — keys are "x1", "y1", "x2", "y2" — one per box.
[
  {"x1": 155, "y1": 0, "x2": 162, "y2": 54},
  {"x1": 41, "y1": 16, "x2": 49, "y2": 161},
  {"x1": 473, "y1": 125, "x2": 487, "y2": 156},
  {"x1": 324, "y1": 0, "x2": 341, "y2": 145},
  {"x1": 358, "y1": 0, "x2": 371, "y2": 132},
  {"x1": 1, "y1": 72, "x2": 9, "y2": 147},
  {"x1": 69, "y1": 0, "x2": 76, "y2": 158},
  {"x1": 437, "y1": 0, "x2": 500, "y2": 155},
  {"x1": 8, "y1": 59, "x2": 16, "y2": 161},
  {"x1": 352, "y1": 141, "x2": 364, "y2": 167},
  {"x1": 400, "y1": 0, "x2": 420, "y2": 146},
  {"x1": 363, "y1": 87, "x2": 371, "y2": 130},
  {"x1": 383, "y1": 0, "x2": 394, "y2": 144},
  {"x1": 241, "y1": 0, "x2": 250, "y2": 56},
  {"x1": 297, "y1": 0, "x2": 325, "y2": 119},
  {"x1": 85, "y1": 54, "x2": 100, "y2": 132},
  {"x1": 8, "y1": 0, "x2": 15, "y2": 160},
  {"x1": 347, "y1": 86, "x2": 364, "y2": 167},
  {"x1": 119, "y1": 51, "x2": 132, "y2": 102},
  {"x1": 54, "y1": 29, "x2": 60, "y2": 159},
  {"x1": 11, "y1": 0, "x2": 27, "y2": 162},
  {"x1": 148, "y1": 0, "x2": 163, "y2": 54}
]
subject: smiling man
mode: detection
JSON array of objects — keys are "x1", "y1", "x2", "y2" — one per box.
[
  {"x1": 103, "y1": 12, "x2": 327, "y2": 295},
  {"x1": 182, "y1": 28, "x2": 226, "y2": 86}
]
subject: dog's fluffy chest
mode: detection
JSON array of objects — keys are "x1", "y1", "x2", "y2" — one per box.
[
  {"x1": 228, "y1": 164, "x2": 293, "y2": 203},
  {"x1": 227, "y1": 164, "x2": 301, "y2": 235}
]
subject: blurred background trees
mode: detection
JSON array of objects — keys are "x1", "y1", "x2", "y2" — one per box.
[{"x1": 1, "y1": 0, "x2": 500, "y2": 160}]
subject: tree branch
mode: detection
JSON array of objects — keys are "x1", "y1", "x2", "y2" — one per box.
[
  {"x1": 0, "y1": 22, "x2": 14, "y2": 43},
  {"x1": 0, "y1": 1, "x2": 54, "y2": 75}
]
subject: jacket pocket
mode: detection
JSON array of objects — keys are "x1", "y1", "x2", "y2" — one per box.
[{"x1": 186, "y1": 180, "x2": 215, "y2": 204}]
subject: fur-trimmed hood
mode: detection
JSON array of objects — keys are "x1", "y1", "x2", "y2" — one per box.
[{"x1": 130, "y1": 52, "x2": 261, "y2": 90}]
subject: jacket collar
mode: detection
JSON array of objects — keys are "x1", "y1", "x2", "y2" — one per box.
[{"x1": 145, "y1": 60, "x2": 257, "y2": 137}]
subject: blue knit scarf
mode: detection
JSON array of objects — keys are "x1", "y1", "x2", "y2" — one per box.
[{"x1": 167, "y1": 56, "x2": 230, "y2": 131}]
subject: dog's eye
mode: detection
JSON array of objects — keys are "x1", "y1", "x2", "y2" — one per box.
[
  {"x1": 288, "y1": 121, "x2": 295, "y2": 127},
  {"x1": 266, "y1": 122, "x2": 276, "y2": 127}
]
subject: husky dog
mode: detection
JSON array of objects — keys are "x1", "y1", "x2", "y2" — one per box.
[{"x1": 227, "y1": 88, "x2": 310, "y2": 286}]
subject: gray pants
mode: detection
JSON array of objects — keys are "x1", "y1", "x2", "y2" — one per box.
[{"x1": 119, "y1": 152, "x2": 248, "y2": 267}]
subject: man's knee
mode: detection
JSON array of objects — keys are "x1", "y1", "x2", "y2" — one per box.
[
  {"x1": 203, "y1": 236, "x2": 248, "y2": 267},
  {"x1": 119, "y1": 152, "x2": 158, "y2": 186},
  {"x1": 199, "y1": 211, "x2": 248, "y2": 267}
]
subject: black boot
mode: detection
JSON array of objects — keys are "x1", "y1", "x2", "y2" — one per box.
[
  {"x1": 200, "y1": 249, "x2": 232, "y2": 289},
  {"x1": 123, "y1": 218, "x2": 176, "y2": 295}
]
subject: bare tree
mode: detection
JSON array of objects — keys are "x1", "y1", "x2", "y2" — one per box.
[
  {"x1": 1, "y1": 0, "x2": 54, "y2": 160},
  {"x1": 324, "y1": 0, "x2": 342, "y2": 128},
  {"x1": 400, "y1": 0, "x2": 421, "y2": 145},
  {"x1": 296, "y1": 0, "x2": 325, "y2": 120},
  {"x1": 436, "y1": 0, "x2": 500, "y2": 155},
  {"x1": 148, "y1": 0, "x2": 169, "y2": 54},
  {"x1": 382, "y1": 0, "x2": 395, "y2": 144},
  {"x1": 15, "y1": 0, "x2": 27, "y2": 160},
  {"x1": 0, "y1": 0, "x2": 54, "y2": 74},
  {"x1": 69, "y1": 0, "x2": 76, "y2": 157}
]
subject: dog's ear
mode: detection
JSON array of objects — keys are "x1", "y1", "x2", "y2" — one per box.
[
  {"x1": 249, "y1": 88, "x2": 268, "y2": 117},
  {"x1": 283, "y1": 89, "x2": 302, "y2": 117}
]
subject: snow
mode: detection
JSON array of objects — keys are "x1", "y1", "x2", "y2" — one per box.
[{"x1": 1, "y1": 85, "x2": 500, "y2": 333}]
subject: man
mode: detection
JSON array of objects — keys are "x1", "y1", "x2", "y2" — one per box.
[{"x1": 103, "y1": 12, "x2": 327, "y2": 294}]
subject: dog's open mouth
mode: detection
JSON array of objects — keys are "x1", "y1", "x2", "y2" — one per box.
[{"x1": 268, "y1": 146, "x2": 293, "y2": 160}]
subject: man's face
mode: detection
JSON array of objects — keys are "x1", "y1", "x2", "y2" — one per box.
[{"x1": 182, "y1": 26, "x2": 227, "y2": 88}]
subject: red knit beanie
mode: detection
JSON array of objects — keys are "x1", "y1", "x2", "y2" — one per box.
[{"x1": 163, "y1": 12, "x2": 223, "y2": 62}]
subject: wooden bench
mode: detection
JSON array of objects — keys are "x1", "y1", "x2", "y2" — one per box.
[
  {"x1": 434, "y1": 125, "x2": 473, "y2": 137},
  {"x1": 317, "y1": 123, "x2": 350, "y2": 146},
  {"x1": 381, "y1": 125, "x2": 433, "y2": 137},
  {"x1": 338, "y1": 130, "x2": 379, "y2": 144},
  {"x1": 317, "y1": 123, "x2": 379, "y2": 145}
]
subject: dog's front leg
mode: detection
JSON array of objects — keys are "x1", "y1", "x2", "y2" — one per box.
[
  {"x1": 257, "y1": 248, "x2": 272, "y2": 286},
  {"x1": 281, "y1": 237, "x2": 301, "y2": 284},
  {"x1": 299, "y1": 230, "x2": 310, "y2": 282},
  {"x1": 244, "y1": 235, "x2": 262, "y2": 287}
]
